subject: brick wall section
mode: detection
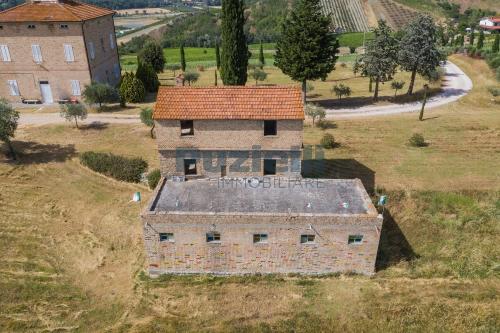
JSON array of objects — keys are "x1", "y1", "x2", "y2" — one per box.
[
  {"x1": 155, "y1": 120, "x2": 304, "y2": 150},
  {"x1": 82, "y1": 16, "x2": 120, "y2": 86},
  {"x1": 159, "y1": 149, "x2": 302, "y2": 178},
  {"x1": 142, "y1": 210, "x2": 383, "y2": 275},
  {"x1": 0, "y1": 15, "x2": 119, "y2": 102},
  {"x1": 155, "y1": 119, "x2": 304, "y2": 178}
]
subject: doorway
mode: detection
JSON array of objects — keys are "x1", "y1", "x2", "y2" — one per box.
[
  {"x1": 39, "y1": 81, "x2": 53, "y2": 104},
  {"x1": 184, "y1": 159, "x2": 197, "y2": 176},
  {"x1": 221, "y1": 165, "x2": 227, "y2": 178}
]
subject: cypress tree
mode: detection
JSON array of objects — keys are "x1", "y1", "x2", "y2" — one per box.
[
  {"x1": 493, "y1": 34, "x2": 500, "y2": 53},
  {"x1": 220, "y1": 0, "x2": 248, "y2": 85},
  {"x1": 215, "y1": 41, "x2": 221, "y2": 70},
  {"x1": 259, "y1": 41, "x2": 265, "y2": 69},
  {"x1": 138, "y1": 40, "x2": 165, "y2": 73},
  {"x1": 275, "y1": 0, "x2": 339, "y2": 102},
  {"x1": 477, "y1": 30, "x2": 485, "y2": 49},
  {"x1": 470, "y1": 30, "x2": 475, "y2": 46},
  {"x1": 180, "y1": 44, "x2": 186, "y2": 72},
  {"x1": 136, "y1": 59, "x2": 160, "y2": 93}
]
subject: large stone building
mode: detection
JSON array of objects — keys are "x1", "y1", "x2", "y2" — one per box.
[
  {"x1": 0, "y1": 0, "x2": 120, "y2": 103},
  {"x1": 142, "y1": 86, "x2": 383, "y2": 276}
]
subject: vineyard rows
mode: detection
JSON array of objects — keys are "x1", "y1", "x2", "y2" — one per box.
[{"x1": 320, "y1": 0, "x2": 370, "y2": 32}]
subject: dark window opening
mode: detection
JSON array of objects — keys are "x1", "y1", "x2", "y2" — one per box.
[
  {"x1": 159, "y1": 233, "x2": 174, "y2": 242},
  {"x1": 28, "y1": 24, "x2": 36, "y2": 29},
  {"x1": 184, "y1": 159, "x2": 197, "y2": 175},
  {"x1": 60, "y1": 24, "x2": 68, "y2": 29},
  {"x1": 253, "y1": 234, "x2": 268, "y2": 243},
  {"x1": 221, "y1": 165, "x2": 227, "y2": 177},
  {"x1": 263, "y1": 159, "x2": 276, "y2": 175},
  {"x1": 348, "y1": 235, "x2": 363, "y2": 244},
  {"x1": 264, "y1": 120, "x2": 277, "y2": 136},
  {"x1": 180, "y1": 120, "x2": 194, "y2": 136},
  {"x1": 300, "y1": 234, "x2": 315, "y2": 244},
  {"x1": 206, "y1": 232, "x2": 221, "y2": 243},
  {"x1": 0, "y1": 26, "x2": 3, "y2": 30},
  {"x1": 100, "y1": 37, "x2": 105, "y2": 52}
]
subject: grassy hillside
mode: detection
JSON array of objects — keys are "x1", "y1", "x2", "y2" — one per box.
[
  {"x1": 394, "y1": 0, "x2": 500, "y2": 14},
  {"x1": 1, "y1": 55, "x2": 499, "y2": 331}
]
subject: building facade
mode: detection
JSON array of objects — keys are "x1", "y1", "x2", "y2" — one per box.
[
  {"x1": 0, "y1": 0, "x2": 120, "y2": 103},
  {"x1": 142, "y1": 86, "x2": 383, "y2": 276},
  {"x1": 154, "y1": 86, "x2": 305, "y2": 179}
]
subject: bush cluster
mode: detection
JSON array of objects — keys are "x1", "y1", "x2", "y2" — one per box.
[
  {"x1": 409, "y1": 133, "x2": 427, "y2": 147},
  {"x1": 320, "y1": 133, "x2": 336, "y2": 149},
  {"x1": 147, "y1": 169, "x2": 162, "y2": 189},
  {"x1": 80, "y1": 151, "x2": 148, "y2": 183}
]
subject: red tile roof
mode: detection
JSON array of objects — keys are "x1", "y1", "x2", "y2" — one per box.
[
  {"x1": 154, "y1": 86, "x2": 305, "y2": 120},
  {"x1": 0, "y1": 0, "x2": 114, "y2": 22}
]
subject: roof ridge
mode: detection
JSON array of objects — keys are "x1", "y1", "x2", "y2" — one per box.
[
  {"x1": 62, "y1": 0, "x2": 114, "y2": 18},
  {"x1": 0, "y1": 2, "x2": 29, "y2": 15},
  {"x1": 55, "y1": 1, "x2": 81, "y2": 21}
]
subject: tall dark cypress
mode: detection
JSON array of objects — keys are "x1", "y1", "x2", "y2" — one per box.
[
  {"x1": 259, "y1": 40, "x2": 265, "y2": 69},
  {"x1": 215, "y1": 41, "x2": 221, "y2": 70},
  {"x1": 220, "y1": 0, "x2": 248, "y2": 85},
  {"x1": 180, "y1": 44, "x2": 186, "y2": 72}
]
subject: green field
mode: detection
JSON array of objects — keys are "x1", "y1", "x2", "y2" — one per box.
[{"x1": 120, "y1": 33, "x2": 371, "y2": 71}]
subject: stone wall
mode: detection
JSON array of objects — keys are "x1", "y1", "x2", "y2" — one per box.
[
  {"x1": 159, "y1": 149, "x2": 302, "y2": 178},
  {"x1": 142, "y1": 210, "x2": 382, "y2": 276},
  {"x1": 0, "y1": 15, "x2": 120, "y2": 102},
  {"x1": 154, "y1": 120, "x2": 304, "y2": 151},
  {"x1": 0, "y1": 21, "x2": 90, "y2": 102},
  {"x1": 82, "y1": 16, "x2": 121, "y2": 86}
]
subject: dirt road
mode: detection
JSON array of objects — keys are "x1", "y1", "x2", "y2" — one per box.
[{"x1": 325, "y1": 61, "x2": 473, "y2": 118}]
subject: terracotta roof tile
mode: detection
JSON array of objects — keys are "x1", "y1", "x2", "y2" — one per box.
[
  {"x1": 0, "y1": 0, "x2": 114, "y2": 22},
  {"x1": 154, "y1": 86, "x2": 305, "y2": 120}
]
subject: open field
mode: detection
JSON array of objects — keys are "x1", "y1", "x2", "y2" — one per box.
[{"x1": 1, "y1": 56, "x2": 499, "y2": 331}]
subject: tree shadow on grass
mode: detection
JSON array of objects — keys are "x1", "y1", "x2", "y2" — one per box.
[
  {"x1": 376, "y1": 208, "x2": 418, "y2": 271},
  {"x1": 79, "y1": 122, "x2": 109, "y2": 131},
  {"x1": 1, "y1": 141, "x2": 76, "y2": 165},
  {"x1": 302, "y1": 159, "x2": 375, "y2": 194}
]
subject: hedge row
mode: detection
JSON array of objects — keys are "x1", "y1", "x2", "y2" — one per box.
[{"x1": 80, "y1": 151, "x2": 148, "y2": 183}]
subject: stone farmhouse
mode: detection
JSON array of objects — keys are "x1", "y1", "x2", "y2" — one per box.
[
  {"x1": 142, "y1": 86, "x2": 383, "y2": 276},
  {"x1": 0, "y1": 0, "x2": 120, "y2": 104},
  {"x1": 479, "y1": 17, "x2": 500, "y2": 33}
]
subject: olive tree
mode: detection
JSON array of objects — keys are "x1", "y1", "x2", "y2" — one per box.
[
  {"x1": 0, "y1": 99, "x2": 19, "y2": 160},
  {"x1": 60, "y1": 103, "x2": 87, "y2": 129}
]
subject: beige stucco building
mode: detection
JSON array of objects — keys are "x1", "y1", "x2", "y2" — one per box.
[
  {"x1": 142, "y1": 86, "x2": 383, "y2": 276},
  {"x1": 0, "y1": 0, "x2": 120, "y2": 103}
]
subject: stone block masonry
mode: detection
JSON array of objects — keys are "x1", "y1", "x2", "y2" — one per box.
[{"x1": 142, "y1": 178, "x2": 383, "y2": 276}]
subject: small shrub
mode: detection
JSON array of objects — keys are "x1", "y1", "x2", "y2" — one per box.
[
  {"x1": 497, "y1": 67, "x2": 500, "y2": 82},
  {"x1": 349, "y1": 46, "x2": 356, "y2": 54},
  {"x1": 119, "y1": 72, "x2": 146, "y2": 103},
  {"x1": 317, "y1": 120, "x2": 336, "y2": 130},
  {"x1": 320, "y1": 133, "x2": 336, "y2": 149},
  {"x1": 409, "y1": 133, "x2": 427, "y2": 147},
  {"x1": 488, "y1": 87, "x2": 500, "y2": 97},
  {"x1": 80, "y1": 151, "x2": 148, "y2": 183},
  {"x1": 147, "y1": 169, "x2": 161, "y2": 189}
]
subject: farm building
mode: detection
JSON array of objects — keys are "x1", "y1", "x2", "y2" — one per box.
[
  {"x1": 141, "y1": 86, "x2": 383, "y2": 276},
  {"x1": 0, "y1": 0, "x2": 120, "y2": 104}
]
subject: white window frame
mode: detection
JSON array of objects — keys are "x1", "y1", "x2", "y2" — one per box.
[
  {"x1": 109, "y1": 33, "x2": 115, "y2": 50},
  {"x1": 7, "y1": 80, "x2": 20, "y2": 96},
  {"x1": 70, "y1": 80, "x2": 81, "y2": 96},
  {"x1": 88, "y1": 42, "x2": 95, "y2": 60},
  {"x1": 0, "y1": 45, "x2": 11, "y2": 62},
  {"x1": 63, "y1": 44, "x2": 74, "y2": 62},
  {"x1": 31, "y1": 44, "x2": 42, "y2": 63}
]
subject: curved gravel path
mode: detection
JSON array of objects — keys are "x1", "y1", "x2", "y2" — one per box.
[
  {"x1": 325, "y1": 61, "x2": 473, "y2": 118},
  {"x1": 18, "y1": 62, "x2": 472, "y2": 126}
]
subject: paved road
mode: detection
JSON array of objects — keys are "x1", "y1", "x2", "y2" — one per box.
[
  {"x1": 325, "y1": 61, "x2": 473, "y2": 118},
  {"x1": 18, "y1": 62, "x2": 472, "y2": 126}
]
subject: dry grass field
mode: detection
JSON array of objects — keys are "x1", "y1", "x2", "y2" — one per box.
[{"x1": 0, "y1": 55, "x2": 499, "y2": 332}]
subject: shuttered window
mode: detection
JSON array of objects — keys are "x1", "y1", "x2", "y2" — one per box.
[
  {"x1": 31, "y1": 44, "x2": 42, "y2": 63},
  {"x1": 88, "y1": 42, "x2": 95, "y2": 60},
  {"x1": 70, "y1": 80, "x2": 81, "y2": 96},
  {"x1": 63, "y1": 44, "x2": 74, "y2": 62},
  {"x1": 109, "y1": 33, "x2": 115, "y2": 50},
  {"x1": 7, "y1": 80, "x2": 19, "y2": 96},
  {"x1": 0, "y1": 45, "x2": 11, "y2": 62}
]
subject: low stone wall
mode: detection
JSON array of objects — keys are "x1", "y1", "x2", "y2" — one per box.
[{"x1": 142, "y1": 211, "x2": 382, "y2": 276}]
